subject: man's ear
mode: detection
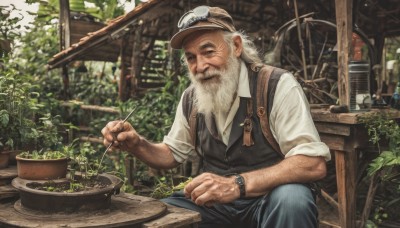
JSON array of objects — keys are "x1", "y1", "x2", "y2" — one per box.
[{"x1": 232, "y1": 35, "x2": 243, "y2": 57}]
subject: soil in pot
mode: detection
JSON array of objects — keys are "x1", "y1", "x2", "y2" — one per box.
[
  {"x1": 27, "y1": 175, "x2": 108, "y2": 193},
  {"x1": 12, "y1": 173, "x2": 123, "y2": 212}
]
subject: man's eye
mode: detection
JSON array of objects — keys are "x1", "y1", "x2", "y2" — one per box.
[
  {"x1": 205, "y1": 50, "x2": 214, "y2": 55},
  {"x1": 186, "y1": 56, "x2": 194, "y2": 62}
]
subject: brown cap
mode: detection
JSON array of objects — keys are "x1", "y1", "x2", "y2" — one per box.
[{"x1": 170, "y1": 6, "x2": 236, "y2": 49}]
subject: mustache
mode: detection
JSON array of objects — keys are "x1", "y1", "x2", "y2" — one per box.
[{"x1": 194, "y1": 70, "x2": 221, "y2": 81}]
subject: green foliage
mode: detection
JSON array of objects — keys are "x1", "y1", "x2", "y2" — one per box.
[
  {"x1": 150, "y1": 176, "x2": 192, "y2": 199},
  {"x1": 0, "y1": 7, "x2": 65, "y2": 152},
  {"x1": 35, "y1": 114, "x2": 64, "y2": 150},
  {"x1": 0, "y1": 4, "x2": 22, "y2": 58},
  {"x1": 84, "y1": 0, "x2": 126, "y2": 21},
  {"x1": 16, "y1": 20, "x2": 59, "y2": 73},
  {"x1": 15, "y1": 16, "x2": 63, "y2": 112},
  {"x1": 18, "y1": 150, "x2": 67, "y2": 159},
  {"x1": 36, "y1": 0, "x2": 129, "y2": 22},
  {"x1": 359, "y1": 112, "x2": 400, "y2": 224},
  {"x1": 359, "y1": 112, "x2": 400, "y2": 176},
  {"x1": 0, "y1": 60, "x2": 42, "y2": 150},
  {"x1": 67, "y1": 141, "x2": 101, "y2": 176},
  {"x1": 120, "y1": 74, "x2": 190, "y2": 142},
  {"x1": 70, "y1": 74, "x2": 118, "y2": 105}
]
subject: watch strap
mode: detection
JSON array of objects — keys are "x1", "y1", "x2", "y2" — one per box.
[{"x1": 234, "y1": 174, "x2": 246, "y2": 198}]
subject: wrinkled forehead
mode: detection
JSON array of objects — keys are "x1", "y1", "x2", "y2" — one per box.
[{"x1": 182, "y1": 29, "x2": 226, "y2": 51}]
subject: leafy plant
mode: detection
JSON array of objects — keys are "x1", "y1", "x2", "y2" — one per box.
[
  {"x1": 0, "y1": 59, "x2": 42, "y2": 150},
  {"x1": 34, "y1": 114, "x2": 64, "y2": 150},
  {"x1": 359, "y1": 112, "x2": 400, "y2": 225},
  {"x1": 360, "y1": 113, "x2": 400, "y2": 176},
  {"x1": 0, "y1": 4, "x2": 22, "y2": 58},
  {"x1": 36, "y1": 0, "x2": 129, "y2": 23},
  {"x1": 18, "y1": 150, "x2": 67, "y2": 159},
  {"x1": 150, "y1": 176, "x2": 192, "y2": 199}
]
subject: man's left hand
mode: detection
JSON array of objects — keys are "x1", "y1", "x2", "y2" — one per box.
[{"x1": 183, "y1": 172, "x2": 240, "y2": 207}]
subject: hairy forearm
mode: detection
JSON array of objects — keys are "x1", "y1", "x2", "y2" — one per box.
[
  {"x1": 128, "y1": 137, "x2": 179, "y2": 170},
  {"x1": 242, "y1": 155, "x2": 327, "y2": 197}
]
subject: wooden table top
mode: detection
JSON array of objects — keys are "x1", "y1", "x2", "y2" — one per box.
[{"x1": 311, "y1": 108, "x2": 400, "y2": 124}]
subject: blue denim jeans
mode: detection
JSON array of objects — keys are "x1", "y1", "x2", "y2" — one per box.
[{"x1": 161, "y1": 183, "x2": 318, "y2": 228}]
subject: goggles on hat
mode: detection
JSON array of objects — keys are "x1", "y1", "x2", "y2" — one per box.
[{"x1": 177, "y1": 6, "x2": 210, "y2": 30}]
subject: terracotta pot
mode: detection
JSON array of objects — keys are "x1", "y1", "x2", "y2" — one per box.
[
  {"x1": 0, "y1": 152, "x2": 10, "y2": 169},
  {"x1": 16, "y1": 156, "x2": 68, "y2": 180},
  {"x1": 5, "y1": 150, "x2": 22, "y2": 166}
]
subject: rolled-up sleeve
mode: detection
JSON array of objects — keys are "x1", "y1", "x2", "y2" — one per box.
[
  {"x1": 163, "y1": 93, "x2": 195, "y2": 163},
  {"x1": 270, "y1": 73, "x2": 331, "y2": 161}
]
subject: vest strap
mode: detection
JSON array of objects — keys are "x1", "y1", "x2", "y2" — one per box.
[
  {"x1": 243, "y1": 99, "x2": 254, "y2": 146},
  {"x1": 256, "y1": 66, "x2": 284, "y2": 157}
]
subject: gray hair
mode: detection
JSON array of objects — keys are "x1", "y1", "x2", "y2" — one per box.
[{"x1": 223, "y1": 31, "x2": 262, "y2": 65}]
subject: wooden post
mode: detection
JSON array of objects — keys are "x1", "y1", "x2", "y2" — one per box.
[
  {"x1": 335, "y1": 149, "x2": 357, "y2": 228},
  {"x1": 335, "y1": 2, "x2": 355, "y2": 225},
  {"x1": 119, "y1": 34, "x2": 130, "y2": 101},
  {"x1": 335, "y1": 0, "x2": 353, "y2": 106},
  {"x1": 129, "y1": 23, "x2": 143, "y2": 96},
  {"x1": 59, "y1": 0, "x2": 71, "y2": 100}
]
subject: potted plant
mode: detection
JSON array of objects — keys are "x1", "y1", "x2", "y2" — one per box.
[
  {"x1": 0, "y1": 150, "x2": 10, "y2": 169},
  {"x1": 15, "y1": 113, "x2": 68, "y2": 180},
  {"x1": 16, "y1": 150, "x2": 69, "y2": 180}
]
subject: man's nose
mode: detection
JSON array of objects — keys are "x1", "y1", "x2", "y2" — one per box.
[{"x1": 196, "y1": 56, "x2": 208, "y2": 73}]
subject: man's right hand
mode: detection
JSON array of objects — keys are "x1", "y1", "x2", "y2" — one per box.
[{"x1": 101, "y1": 121, "x2": 140, "y2": 152}]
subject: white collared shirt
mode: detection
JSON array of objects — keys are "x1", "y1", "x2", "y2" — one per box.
[{"x1": 163, "y1": 62, "x2": 331, "y2": 163}]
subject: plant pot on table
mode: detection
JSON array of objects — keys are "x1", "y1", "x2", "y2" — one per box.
[
  {"x1": 0, "y1": 151, "x2": 10, "y2": 169},
  {"x1": 16, "y1": 156, "x2": 68, "y2": 180}
]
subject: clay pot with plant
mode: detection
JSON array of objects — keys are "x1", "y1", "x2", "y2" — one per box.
[
  {"x1": 15, "y1": 113, "x2": 68, "y2": 180},
  {"x1": 16, "y1": 150, "x2": 69, "y2": 180}
]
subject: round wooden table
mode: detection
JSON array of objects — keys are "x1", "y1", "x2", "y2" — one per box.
[{"x1": 0, "y1": 193, "x2": 167, "y2": 227}]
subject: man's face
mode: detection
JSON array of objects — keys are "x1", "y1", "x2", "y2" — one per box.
[
  {"x1": 182, "y1": 30, "x2": 242, "y2": 115},
  {"x1": 182, "y1": 30, "x2": 232, "y2": 85}
]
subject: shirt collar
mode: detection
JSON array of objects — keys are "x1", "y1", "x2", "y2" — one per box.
[{"x1": 238, "y1": 60, "x2": 251, "y2": 98}]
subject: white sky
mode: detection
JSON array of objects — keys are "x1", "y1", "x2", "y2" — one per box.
[{"x1": 0, "y1": 0, "x2": 39, "y2": 31}]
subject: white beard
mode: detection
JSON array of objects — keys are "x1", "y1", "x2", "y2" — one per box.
[{"x1": 189, "y1": 54, "x2": 241, "y2": 118}]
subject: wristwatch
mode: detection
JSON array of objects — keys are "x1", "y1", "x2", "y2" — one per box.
[{"x1": 234, "y1": 174, "x2": 246, "y2": 198}]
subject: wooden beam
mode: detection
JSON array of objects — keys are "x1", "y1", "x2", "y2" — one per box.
[
  {"x1": 119, "y1": 34, "x2": 130, "y2": 101},
  {"x1": 80, "y1": 136, "x2": 103, "y2": 144},
  {"x1": 61, "y1": 101, "x2": 120, "y2": 114},
  {"x1": 59, "y1": 0, "x2": 71, "y2": 100},
  {"x1": 335, "y1": 0, "x2": 353, "y2": 106},
  {"x1": 130, "y1": 23, "x2": 143, "y2": 97},
  {"x1": 335, "y1": 149, "x2": 357, "y2": 228},
  {"x1": 59, "y1": 0, "x2": 71, "y2": 50}
]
